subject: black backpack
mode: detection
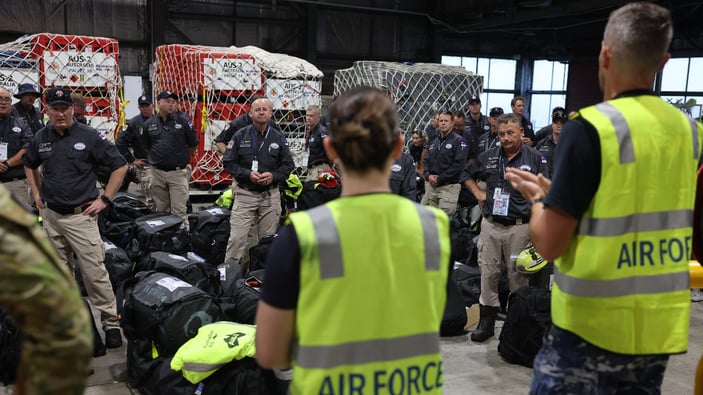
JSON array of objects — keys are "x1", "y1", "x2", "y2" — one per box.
[
  {"x1": 190, "y1": 207, "x2": 231, "y2": 265},
  {"x1": 450, "y1": 227, "x2": 479, "y2": 265},
  {"x1": 228, "y1": 269, "x2": 264, "y2": 324},
  {"x1": 497, "y1": 286, "x2": 552, "y2": 367},
  {"x1": 0, "y1": 307, "x2": 21, "y2": 385},
  {"x1": 248, "y1": 234, "x2": 277, "y2": 273},
  {"x1": 454, "y1": 264, "x2": 481, "y2": 307},
  {"x1": 127, "y1": 213, "x2": 191, "y2": 261},
  {"x1": 440, "y1": 270, "x2": 468, "y2": 337}
]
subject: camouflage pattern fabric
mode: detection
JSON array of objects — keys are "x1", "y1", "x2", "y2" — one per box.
[
  {"x1": 530, "y1": 326, "x2": 669, "y2": 395},
  {"x1": 0, "y1": 185, "x2": 92, "y2": 394}
]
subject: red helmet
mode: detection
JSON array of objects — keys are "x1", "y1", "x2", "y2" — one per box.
[{"x1": 318, "y1": 170, "x2": 340, "y2": 188}]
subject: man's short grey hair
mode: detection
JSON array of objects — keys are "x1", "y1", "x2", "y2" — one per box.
[
  {"x1": 603, "y1": 2, "x2": 673, "y2": 75},
  {"x1": 306, "y1": 105, "x2": 321, "y2": 115}
]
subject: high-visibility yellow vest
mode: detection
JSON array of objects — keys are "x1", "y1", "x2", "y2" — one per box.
[
  {"x1": 553, "y1": 95, "x2": 703, "y2": 355},
  {"x1": 170, "y1": 322, "x2": 256, "y2": 384},
  {"x1": 287, "y1": 194, "x2": 450, "y2": 394}
]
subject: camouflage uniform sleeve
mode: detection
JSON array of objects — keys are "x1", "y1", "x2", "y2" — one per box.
[{"x1": 0, "y1": 186, "x2": 92, "y2": 394}]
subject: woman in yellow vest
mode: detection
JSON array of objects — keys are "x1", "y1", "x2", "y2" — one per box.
[
  {"x1": 256, "y1": 87, "x2": 451, "y2": 394},
  {"x1": 505, "y1": 3, "x2": 703, "y2": 394}
]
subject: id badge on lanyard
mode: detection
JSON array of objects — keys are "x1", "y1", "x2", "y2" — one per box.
[{"x1": 492, "y1": 187, "x2": 510, "y2": 216}]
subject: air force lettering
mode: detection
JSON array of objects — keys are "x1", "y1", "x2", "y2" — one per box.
[
  {"x1": 287, "y1": 195, "x2": 450, "y2": 394},
  {"x1": 317, "y1": 360, "x2": 443, "y2": 395},
  {"x1": 616, "y1": 235, "x2": 691, "y2": 269}
]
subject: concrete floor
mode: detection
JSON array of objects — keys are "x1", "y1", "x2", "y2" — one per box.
[{"x1": 2, "y1": 299, "x2": 696, "y2": 395}]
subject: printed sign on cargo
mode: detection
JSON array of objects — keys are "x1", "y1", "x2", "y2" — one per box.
[
  {"x1": 42, "y1": 51, "x2": 118, "y2": 87},
  {"x1": 266, "y1": 79, "x2": 321, "y2": 110},
  {"x1": 0, "y1": 68, "x2": 40, "y2": 101},
  {"x1": 203, "y1": 58, "x2": 262, "y2": 91}
]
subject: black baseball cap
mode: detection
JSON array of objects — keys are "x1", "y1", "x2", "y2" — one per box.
[
  {"x1": 138, "y1": 95, "x2": 152, "y2": 105},
  {"x1": 489, "y1": 107, "x2": 504, "y2": 117},
  {"x1": 45, "y1": 87, "x2": 73, "y2": 106},
  {"x1": 552, "y1": 110, "x2": 568, "y2": 122},
  {"x1": 469, "y1": 96, "x2": 481, "y2": 104},
  {"x1": 157, "y1": 91, "x2": 178, "y2": 101}
]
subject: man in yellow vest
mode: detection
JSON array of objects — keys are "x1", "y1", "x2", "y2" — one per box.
[{"x1": 505, "y1": 2, "x2": 703, "y2": 393}]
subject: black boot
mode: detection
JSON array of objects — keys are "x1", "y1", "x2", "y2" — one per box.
[{"x1": 471, "y1": 305, "x2": 498, "y2": 343}]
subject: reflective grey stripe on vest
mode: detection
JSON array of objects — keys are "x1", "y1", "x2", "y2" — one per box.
[
  {"x1": 306, "y1": 203, "x2": 442, "y2": 278},
  {"x1": 594, "y1": 102, "x2": 635, "y2": 164},
  {"x1": 308, "y1": 205, "x2": 344, "y2": 279},
  {"x1": 295, "y1": 332, "x2": 440, "y2": 369},
  {"x1": 689, "y1": 117, "x2": 700, "y2": 160},
  {"x1": 181, "y1": 362, "x2": 224, "y2": 372},
  {"x1": 415, "y1": 204, "x2": 441, "y2": 271},
  {"x1": 554, "y1": 266, "x2": 690, "y2": 298},
  {"x1": 578, "y1": 209, "x2": 693, "y2": 237}
]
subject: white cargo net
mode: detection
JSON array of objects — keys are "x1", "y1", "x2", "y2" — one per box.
[
  {"x1": 334, "y1": 61, "x2": 483, "y2": 133},
  {"x1": 0, "y1": 33, "x2": 122, "y2": 141},
  {"x1": 154, "y1": 44, "x2": 323, "y2": 185}
]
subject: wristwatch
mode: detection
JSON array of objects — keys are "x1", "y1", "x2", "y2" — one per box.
[{"x1": 100, "y1": 195, "x2": 112, "y2": 205}]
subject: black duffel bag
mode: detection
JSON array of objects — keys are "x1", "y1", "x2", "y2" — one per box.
[
  {"x1": 109, "y1": 192, "x2": 152, "y2": 222},
  {"x1": 127, "y1": 213, "x2": 191, "y2": 261},
  {"x1": 103, "y1": 240, "x2": 134, "y2": 300},
  {"x1": 191, "y1": 206, "x2": 231, "y2": 265},
  {"x1": 146, "y1": 251, "x2": 222, "y2": 297},
  {"x1": 121, "y1": 271, "x2": 222, "y2": 357}
]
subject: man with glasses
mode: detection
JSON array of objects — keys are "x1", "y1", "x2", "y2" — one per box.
[
  {"x1": 0, "y1": 87, "x2": 33, "y2": 205},
  {"x1": 116, "y1": 95, "x2": 156, "y2": 209},
  {"x1": 23, "y1": 87, "x2": 128, "y2": 350}
]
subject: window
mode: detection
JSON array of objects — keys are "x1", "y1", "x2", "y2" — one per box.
[
  {"x1": 531, "y1": 60, "x2": 569, "y2": 130},
  {"x1": 441, "y1": 56, "x2": 517, "y2": 113},
  {"x1": 660, "y1": 57, "x2": 703, "y2": 119}
]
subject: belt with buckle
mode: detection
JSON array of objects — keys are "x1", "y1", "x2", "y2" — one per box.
[
  {"x1": 47, "y1": 203, "x2": 90, "y2": 215},
  {"x1": 486, "y1": 215, "x2": 529, "y2": 226},
  {"x1": 155, "y1": 165, "x2": 185, "y2": 171}
]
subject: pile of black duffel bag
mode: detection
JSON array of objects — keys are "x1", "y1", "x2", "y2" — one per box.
[{"x1": 97, "y1": 192, "x2": 286, "y2": 394}]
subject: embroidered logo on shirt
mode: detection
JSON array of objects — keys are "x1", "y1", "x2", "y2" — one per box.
[
  {"x1": 11, "y1": 127, "x2": 21, "y2": 133},
  {"x1": 519, "y1": 165, "x2": 532, "y2": 171},
  {"x1": 391, "y1": 164, "x2": 402, "y2": 172},
  {"x1": 74, "y1": 142, "x2": 86, "y2": 150}
]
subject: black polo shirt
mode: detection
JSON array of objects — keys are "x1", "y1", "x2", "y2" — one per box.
[
  {"x1": 424, "y1": 131, "x2": 469, "y2": 185},
  {"x1": 142, "y1": 113, "x2": 199, "y2": 170},
  {"x1": 23, "y1": 122, "x2": 126, "y2": 206},
  {"x1": 0, "y1": 115, "x2": 32, "y2": 181},
  {"x1": 307, "y1": 123, "x2": 330, "y2": 167},
  {"x1": 477, "y1": 130, "x2": 500, "y2": 154},
  {"x1": 11, "y1": 103, "x2": 44, "y2": 133},
  {"x1": 535, "y1": 135, "x2": 557, "y2": 178},
  {"x1": 222, "y1": 124, "x2": 295, "y2": 191},
  {"x1": 116, "y1": 113, "x2": 152, "y2": 163},
  {"x1": 520, "y1": 115, "x2": 535, "y2": 143},
  {"x1": 462, "y1": 143, "x2": 548, "y2": 220},
  {"x1": 467, "y1": 113, "x2": 490, "y2": 154},
  {"x1": 389, "y1": 152, "x2": 417, "y2": 200}
]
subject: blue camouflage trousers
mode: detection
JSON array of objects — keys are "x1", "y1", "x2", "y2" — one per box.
[{"x1": 530, "y1": 326, "x2": 669, "y2": 395}]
